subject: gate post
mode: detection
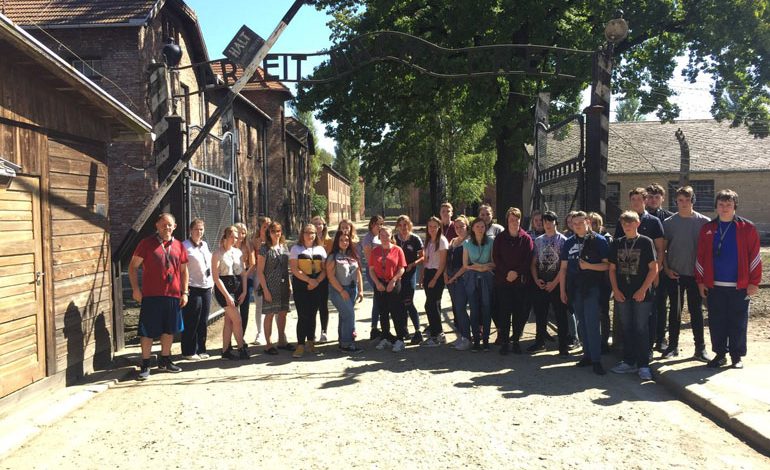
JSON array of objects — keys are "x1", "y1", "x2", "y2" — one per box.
[{"x1": 584, "y1": 47, "x2": 612, "y2": 215}]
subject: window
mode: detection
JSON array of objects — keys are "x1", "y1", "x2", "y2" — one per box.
[
  {"x1": 667, "y1": 180, "x2": 714, "y2": 213},
  {"x1": 607, "y1": 182, "x2": 620, "y2": 211},
  {"x1": 71, "y1": 58, "x2": 102, "y2": 79}
]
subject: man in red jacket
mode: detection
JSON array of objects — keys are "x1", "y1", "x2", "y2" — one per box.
[{"x1": 695, "y1": 190, "x2": 761, "y2": 369}]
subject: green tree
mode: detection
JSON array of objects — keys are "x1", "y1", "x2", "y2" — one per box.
[
  {"x1": 615, "y1": 96, "x2": 646, "y2": 122},
  {"x1": 298, "y1": 0, "x2": 769, "y2": 212},
  {"x1": 333, "y1": 140, "x2": 362, "y2": 221}
]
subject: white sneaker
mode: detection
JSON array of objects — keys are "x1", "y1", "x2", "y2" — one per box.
[
  {"x1": 198, "y1": 353, "x2": 210, "y2": 359},
  {"x1": 437, "y1": 333, "x2": 447, "y2": 344},
  {"x1": 392, "y1": 340, "x2": 405, "y2": 352},
  {"x1": 610, "y1": 362, "x2": 638, "y2": 374},
  {"x1": 638, "y1": 367, "x2": 653, "y2": 381},
  {"x1": 376, "y1": 338, "x2": 392, "y2": 350},
  {"x1": 455, "y1": 337, "x2": 471, "y2": 351},
  {"x1": 421, "y1": 337, "x2": 440, "y2": 348},
  {"x1": 182, "y1": 354, "x2": 201, "y2": 361},
  {"x1": 319, "y1": 332, "x2": 328, "y2": 343}
]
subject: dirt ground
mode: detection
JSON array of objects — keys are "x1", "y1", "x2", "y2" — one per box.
[{"x1": 3, "y1": 287, "x2": 769, "y2": 468}]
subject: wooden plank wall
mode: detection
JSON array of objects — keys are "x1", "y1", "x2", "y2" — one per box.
[{"x1": 47, "y1": 139, "x2": 113, "y2": 378}]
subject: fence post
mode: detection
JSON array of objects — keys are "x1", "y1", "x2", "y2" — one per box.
[{"x1": 584, "y1": 47, "x2": 612, "y2": 215}]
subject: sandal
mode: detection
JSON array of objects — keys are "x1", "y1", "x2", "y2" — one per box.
[
  {"x1": 264, "y1": 346, "x2": 279, "y2": 355},
  {"x1": 277, "y1": 343, "x2": 296, "y2": 351}
]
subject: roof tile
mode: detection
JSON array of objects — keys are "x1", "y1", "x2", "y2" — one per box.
[{"x1": 2, "y1": 0, "x2": 159, "y2": 26}]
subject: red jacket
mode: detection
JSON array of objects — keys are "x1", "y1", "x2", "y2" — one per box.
[{"x1": 695, "y1": 216, "x2": 761, "y2": 289}]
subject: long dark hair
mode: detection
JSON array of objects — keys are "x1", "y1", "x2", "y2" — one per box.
[
  {"x1": 329, "y1": 231, "x2": 359, "y2": 262},
  {"x1": 264, "y1": 221, "x2": 285, "y2": 248},
  {"x1": 426, "y1": 216, "x2": 443, "y2": 251},
  {"x1": 470, "y1": 218, "x2": 488, "y2": 246}
]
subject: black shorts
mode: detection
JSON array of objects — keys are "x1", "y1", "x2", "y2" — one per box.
[
  {"x1": 215, "y1": 275, "x2": 243, "y2": 308},
  {"x1": 138, "y1": 296, "x2": 183, "y2": 338}
]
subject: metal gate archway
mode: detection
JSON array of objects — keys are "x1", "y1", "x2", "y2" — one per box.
[{"x1": 532, "y1": 114, "x2": 586, "y2": 220}]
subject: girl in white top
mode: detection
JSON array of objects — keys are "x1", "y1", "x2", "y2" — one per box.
[
  {"x1": 212, "y1": 225, "x2": 249, "y2": 360},
  {"x1": 419, "y1": 216, "x2": 449, "y2": 346}
]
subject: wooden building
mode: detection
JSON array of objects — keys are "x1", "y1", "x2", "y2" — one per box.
[{"x1": 0, "y1": 14, "x2": 150, "y2": 401}]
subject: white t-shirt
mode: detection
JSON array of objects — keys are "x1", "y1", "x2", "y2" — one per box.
[{"x1": 423, "y1": 235, "x2": 449, "y2": 270}]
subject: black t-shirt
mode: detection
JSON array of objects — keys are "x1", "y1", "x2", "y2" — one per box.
[
  {"x1": 647, "y1": 206, "x2": 673, "y2": 223},
  {"x1": 614, "y1": 211, "x2": 664, "y2": 241},
  {"x1": 395, "y1": 233, "x2": 423, "y2": 279},
  {"x1": 609, "y1": 234, "x2": 657, "y2": 302}
]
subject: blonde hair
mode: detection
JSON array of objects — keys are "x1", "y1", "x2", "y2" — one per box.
[{"x1": 220, "y1": 225, "x2": 239, "y2": 248}]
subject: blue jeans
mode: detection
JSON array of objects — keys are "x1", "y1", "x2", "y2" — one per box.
[
  {"x1": 707, "y1": 286, "x2": 750, "y2": 360},
  {"x1": 571, "y1": 285, "x2": 601, "y2": 362},
  {"x1": 401, "y1": 269, "x2": 420, "y2": 331},
  {"x1": 329, "y1": 284, "x2": 358, "y2": 346},
  {"x1": 615, "y1": 299, "x2": 652, "y2": 368},
  {"x1": 465, "y1": 271, "x2": 493, "y2": 342},
  {"x1": 365, "y1": 268, "x2": 380, "y2": 328},
  {"x1": 447, "y1": 274, "x2": 469, "y2": 339}
]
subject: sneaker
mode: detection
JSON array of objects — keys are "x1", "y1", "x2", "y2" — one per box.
[
  {"x1": 340, "y1": 344, "x2": 364, "y2": 354},
  {"x1": 421, "y1": 337, "x2": 440, "y2": 348},
  {"x1": 662, "y1": 347, "x2": 679, "y2": 359},
  {"x1": 292, "y1": 344, "x2": 305, "y2": 358},
  {"x1": 182, "y1": 354, "x2": 201, "y2": 361},
  {"x1": 370, "y1": 328, "x2": 381, "y2": 341},
  {"x1": 471, "y1": 339, "x2": 481, "y2": 352},
  {"x1": 450, "y1": 337, "x2": 462, "y2": 349},
  {"x1": 455, "y1": 337, "x2": 471, "y2": 351},
  {"x1": 732, "y1": 360, "x2": 744, "y2": 369},
  {"x1": 158, "y1": 357, "x2": 181, "y2": 373},
  {"x1": 693, "y1": 349, "x2": 713, "y2": 362},
  {"x1": 706, "y1": 354, "x2": 727, "y2": 368},
  {"x1": 575, "y1": 357, "x2": 592, "y2": 367},
  {"x1": 306, "y1": 341, "x2": 317, "y2": 354},
  {"x1": 198, "y1": 353, "x2": 210, "y2": 359},
  {"x1": 222, "y1": 348, "x2": 237, "y2": 360},
  {"x1": 482, "y1": 341, "x2": 490, "y2": 352},
  {"x1": 526, "y1": 343, "x2": 546, "y2": 353},
  {"x1": 410, "y1": 332, "x2": 423, "y2": 345},
  {"x1": 376, "y1": 338, "x2": 392, "y2": 350},
  {"x1": 392, "y1": 340, "x2": 405, "y2": 352},
  {"x1": 568, "y1": 339, "x2": 581, "y2": 351},
  {"x1": 558, "y1": 349, "x2": 570, "y2": 358},
  {"x1": 611, "y1": 362, "x2": 638, "y2": 374},
  {"x1": 138, "y1": 365, "x2": 150, "y2": 380},
  {"x1": 252, "y1": 336, "x2": 263, "y2": 346},
  {"x1": 437, "y1": 333, "x2": 447, "y2": 344},
  {"x1": 638, "y1": 367, "x2": 653, "y2": 381},
  {"x1": 319, "y1": 332, "x2": 328, "y2": 343},
  {"x1": 593, "y1": 362, "x2": 606, "y2": 375},
  {"x1": 238, "y1": 345, "x2": 250, "y2": 360},
  {"x1": 511, "y1": 342, "x2": 522, "y2": 354}
]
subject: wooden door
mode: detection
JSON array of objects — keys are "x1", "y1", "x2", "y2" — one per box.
[{"x1": 0, "y1": 176, "x2": 46, "y2": 398}]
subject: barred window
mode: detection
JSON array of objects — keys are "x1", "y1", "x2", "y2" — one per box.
[{"x1": 667, "y1": 180, "x2": 714, "y2": 213}]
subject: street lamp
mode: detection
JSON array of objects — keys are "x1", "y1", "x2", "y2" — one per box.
[{"x1": 604, "y1": 10, "x2": 629, "y2": 45}]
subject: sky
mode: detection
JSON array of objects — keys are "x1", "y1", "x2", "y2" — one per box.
[{"x1": 187, "y1": 0, "x2": 714, "y2": 153}]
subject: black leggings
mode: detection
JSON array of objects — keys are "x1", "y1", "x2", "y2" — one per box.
[
  {"x1": 423, "y1": 268, "x2": 445, "y2": 337},
  {"x1": 292, "y1": 277, "x2": 322, "y2": 345},
  {"x1": 318, "y1": 278, "x2": 329, "y2": 334},
  {"x1": 375, "y1": 280, "x2": 406, "y2": 341}
]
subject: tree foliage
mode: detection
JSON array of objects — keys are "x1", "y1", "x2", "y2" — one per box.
[
  {"x1": 615, "y1": 96, "x2": 646, "y2": 122},
  {"x1": 297, "y1": 0, "x2": 770, "y2": 213}
]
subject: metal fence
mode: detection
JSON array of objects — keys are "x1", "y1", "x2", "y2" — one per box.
[{"x1": 532, "y1": 114, "x2": 586, "y2": 220}]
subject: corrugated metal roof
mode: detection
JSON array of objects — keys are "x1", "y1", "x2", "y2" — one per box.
[
  {"x1": 607, "y1": 120, "x2": 770, "y2": 174},
  {"x1": 2, "y1": 0, "x2": 161, "y2": 26}
]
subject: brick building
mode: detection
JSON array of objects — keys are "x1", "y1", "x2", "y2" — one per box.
[
  {"x1": 607, "y1": 120, "x2": 770, "y2": 235},
  {"x1": 315, "y1": 164, "x2": 351, "y2": 227},
  {"x1": 5, "y1": 0, "x2": 314, "y2": 247}
]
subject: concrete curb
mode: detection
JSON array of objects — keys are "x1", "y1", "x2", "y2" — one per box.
[
  {"x1": 0, "y1": 366, "x2": 134, "y2": 461},
  {"x1": 652, "y1": 362, "x2": 770, "y2": 455}
]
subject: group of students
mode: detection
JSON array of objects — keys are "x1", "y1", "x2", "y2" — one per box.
[{"x1": 129, "y1": 184, "x2": 760, "y2": 382}]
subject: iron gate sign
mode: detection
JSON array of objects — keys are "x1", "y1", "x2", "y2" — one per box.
[
  {"x1": 223, "y1": 25, "x2": 265, "y2": 67},
  {"x1": 177, "y1": 31, "x2": 593, "y2": 87}
]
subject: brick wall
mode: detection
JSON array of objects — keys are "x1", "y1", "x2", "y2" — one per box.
[{"x1": 608, "y1": 171, "x2": 770, "y2": 233}]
